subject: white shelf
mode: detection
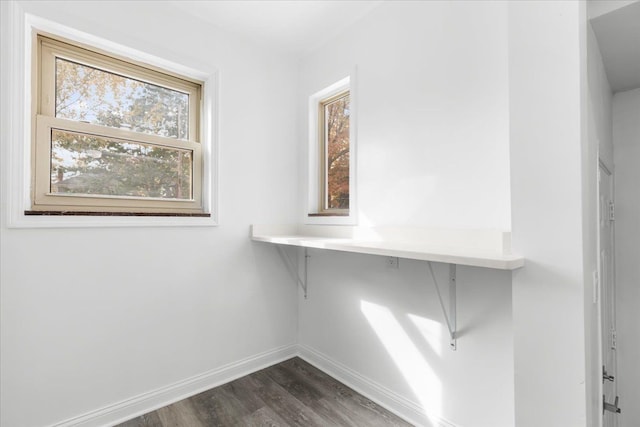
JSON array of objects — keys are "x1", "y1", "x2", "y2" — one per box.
[
  {"x1": 251, "y1": 225, "x2": 524, "y2": 270},
  {"x1": 251, "y1": 224, "x2": 524, "y2": 350}
]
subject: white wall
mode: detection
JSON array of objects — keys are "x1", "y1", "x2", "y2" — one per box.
[
  {"x1": 0, "y1": 2, "x2": 299, "y2": 426},
  {"x1": 297, "y1": 2, "x2": 514, "y2": 426},
  {"x1": 298, "y1": 1, "x2": 511, "y2": 231},
  {"x1": 613, "y1": 88, "x2": 640, "y2": 427},
  {"x1": 588, "y1": 25, "x2": 614, "y2": 169},
  {"x1": 509, "y1": 1, "x2": 589, "y2": 426}
]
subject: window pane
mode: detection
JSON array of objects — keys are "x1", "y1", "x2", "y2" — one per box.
[
  {"x1": 325, "y1": 94, "x2": 350, "y2": 209},
  {"x1": 50, "y1": 129, "x2": 192, "y2": 200},
  {"x1": 55, "y1": 58, "x2": 189, "y2": 139}
]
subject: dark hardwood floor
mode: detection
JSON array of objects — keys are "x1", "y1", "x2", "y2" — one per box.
[{"x1": 117, "y1": 357, "x2": 413, "y2": 427}]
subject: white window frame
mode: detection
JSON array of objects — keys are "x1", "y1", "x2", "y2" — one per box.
[
  {"x1": 1, "y1": 6, "x2": 219, "y2": 227},
  {"x1": 306, "y1": 75, "x2": 357, "y2": 225}
]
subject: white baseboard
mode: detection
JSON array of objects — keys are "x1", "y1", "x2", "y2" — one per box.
[
  {"x1": 49, "y1": 344, "x2": 298, "y2": 427},
  {"x1": 47, "y1": 343, "x2": 459, "y2": 427},
  {"x1": 296, "y1": 344, "x2": 459, "y2": 427}
]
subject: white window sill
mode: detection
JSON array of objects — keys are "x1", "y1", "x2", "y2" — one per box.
[
  {"x1": 7, "y1": 212, "x2": 218, "y2": 228},
  {"x1": 304, "y1": 213, "x2": 357, "y2": 226}
]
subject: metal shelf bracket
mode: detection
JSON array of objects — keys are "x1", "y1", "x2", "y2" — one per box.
[
  {"x1": 428, "y1": 262, "x2": 457, "y2": 350},
  {"x1": 276, "y1": 246, "x2": 309, "y2": 299}
]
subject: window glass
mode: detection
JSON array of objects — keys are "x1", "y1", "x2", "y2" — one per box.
[
  {"x1": 55, "y1": 58, "x2": 190, "y2": 140},
  {"x1": 323, "y1": 93, "x2": 350, "y2": 210},
  {"x1": 50, "y1": 129, "x2": 193, "y2": 199}
]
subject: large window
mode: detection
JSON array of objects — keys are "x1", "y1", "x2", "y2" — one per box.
[{"x1": 31, "y1": 35, "x2": 205, "y2": 215}]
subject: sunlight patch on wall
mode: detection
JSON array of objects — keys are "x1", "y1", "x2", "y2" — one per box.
[
  {"x1": 361, "y1": 300, "x2": 443, "y2": 421},
  {"x1": 359, "y1": 174, "x2": 438, "y2": 225}
]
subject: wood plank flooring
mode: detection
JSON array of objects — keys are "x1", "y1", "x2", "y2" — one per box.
[{"x1": 117, "y1": 357, "x2": 413, "y2": 427}]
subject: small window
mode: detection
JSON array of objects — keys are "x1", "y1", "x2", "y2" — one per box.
[
  {"x1": 319, "y1": 90, "x2": 350, "y2": 213},
  {"x1": 30, "y1": 35, "x2": 205, "y2": 215},
  {"x1": 307, "y1": 77, "x2": 354, "y2": 221}
]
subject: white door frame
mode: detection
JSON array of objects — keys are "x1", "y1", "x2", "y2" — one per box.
[{"x1": 598, "y1": 158, "x2": 618, "y2": 427}]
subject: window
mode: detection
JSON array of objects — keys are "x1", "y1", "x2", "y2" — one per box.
[
  {"x1": 307, "y1": 76, "x2": 355, "y2": 222},
  {"x1": 319, "y1": 90, "x2": 350, "y2": 213},
  {"x1": 31, "y1": 35, "x2": 206, "y2": 215}
]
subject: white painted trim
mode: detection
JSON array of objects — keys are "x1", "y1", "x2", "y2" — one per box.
[
  {"x1": 1, "y1": 0, "x2": 28, "y2": 229},
  {"x1": 297, "y1": 344, "x2": 459, "y2": 427},
  {"x1": 47, "y1": 344, "x2": 297, "y2": 427},
  {"x1": 2, "y1": 5, "x2": 220, "y2": 228},
  {"x1": 305, "y1": 70, "x2": 358, "y2": 225},
  {"x1": 37, "y1": 341, "x2": 462, "y2": 427}
]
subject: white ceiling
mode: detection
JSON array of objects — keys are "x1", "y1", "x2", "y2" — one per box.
[
  {"x1": 168, "y1": 0, "x2": 640, "y2": 92},
  {"x1": 588, "y1": 0, "x2": 638, "y2": 19},
  {"x1": 168, "y1": 0, "x2": 382, "y2": 56},
  {"x1": 590, "y1": 0, "x2": 640, "y2": 92}
]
